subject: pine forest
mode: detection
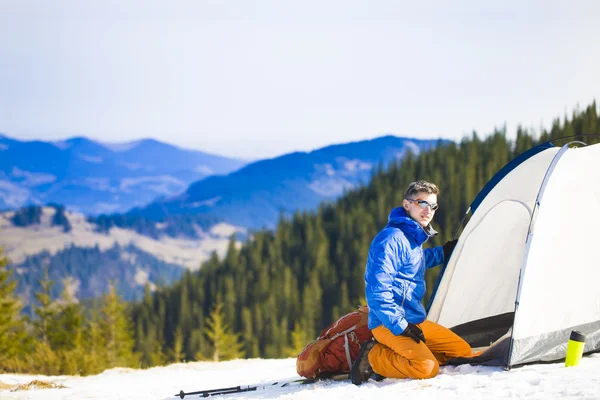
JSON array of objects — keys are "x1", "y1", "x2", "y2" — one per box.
[{"x1": 0, "y1": 102, "x2": 598, "y2": 375}]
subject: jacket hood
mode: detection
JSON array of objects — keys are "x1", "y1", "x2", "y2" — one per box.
[{"x1": 387, "y1": 206, "x2": 438, "y2": 244}]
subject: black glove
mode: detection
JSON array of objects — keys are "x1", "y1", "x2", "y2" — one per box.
[
  {"x1": 401, "y1": 322, "x2": 426, "y2": 343},
  {"x1": 442, "y1": 239, "x2": 458, "y2": 260}
]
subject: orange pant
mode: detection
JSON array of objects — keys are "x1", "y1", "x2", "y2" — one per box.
[{"x1": 369, "y1": 320, "x2": 472, "y2": 379}]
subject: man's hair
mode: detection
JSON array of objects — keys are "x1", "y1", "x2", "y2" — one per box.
[{"x1": 404, "y1": 180, "x2": 439, "y2": 199}]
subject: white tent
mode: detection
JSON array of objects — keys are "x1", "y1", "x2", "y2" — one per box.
[{"x1": 427, "y1": 140, "x2": 600, "y2": 367}]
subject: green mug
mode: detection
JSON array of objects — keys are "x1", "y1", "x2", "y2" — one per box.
[{"x1": 565, "y1": 330, "x2": 586, "y2": 367}]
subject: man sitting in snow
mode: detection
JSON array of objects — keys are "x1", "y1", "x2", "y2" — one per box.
[{"x1": 351, "y1": 180, "x2": 473, "y2": 385}]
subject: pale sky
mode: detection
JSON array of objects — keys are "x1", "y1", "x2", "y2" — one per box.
[{"x1": 0, "y1": 1, "x2": 598, "y2": 159}]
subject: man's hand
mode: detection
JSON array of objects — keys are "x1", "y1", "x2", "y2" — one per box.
[
  {"x1": 442, "y1": 239, "x2": 458, "y2": 260},
  {"x1": 401, "y1": 323, "x2": 426, "y2": 343}
]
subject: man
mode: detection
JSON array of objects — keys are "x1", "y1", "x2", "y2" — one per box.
[{"x1": 351, "y1": 180, "x2": 472, "y2": 385}]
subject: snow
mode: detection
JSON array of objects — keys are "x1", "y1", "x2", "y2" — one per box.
[
  {"x1": 119, "y1": 176, "x2": 187, "y2": 193},
  {"x1": 209, "y1": 222, "x2": 245, "y2": 238},
  {"x1": 188, "y1": 196, "x2": 222, "y2": 208},
  {"x1": 308, "y1": 178, "x2": 355, "y2": 197},
  {"x1": 404, "y1": 141, "x2": 421, "y2": 156},
  {"x1": 340, "y1": 158, "x2": 372, "y2": 173},
  {"x1": 51, "y1": 140, "x2": 71, "y2": 150},
  {"x1": 315, "y1": 163, "x2": 336, "y2": 177},
  {"x1": 1, "y1": 354, "x2": 599, "y2": 400},
  {"x1": 194, "y1": 165, "x2": 214, "y2": 175},
  {"x1": 99, "y1": 140, "x2": 143, "y2": 152},
  {"x1": 10, "y1": 167, "x2": 57, "y2": 186},
  {"x1": 0, "y1": 180, "x2": 31, "y2": 208},
  {"x1": 79, "y1": 154, "x2": 103, "y2": 164},
  {"x1": 134, "y1": 268, "x2": 149, "y2": 285}
]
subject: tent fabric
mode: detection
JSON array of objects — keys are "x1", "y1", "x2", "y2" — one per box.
[
  {"x1": 449, "y1": 312, "x2": 514, "y2": 349},
  {"x1": 510, "y1": 320, "x2": 600, "y2": 366},
  {"x1": 427, "y1": 146, "x2": 560, "y2": 327},
  {"x1": 427, "y1": 141, "x2": 600, "y2": 367},
  {"x1": 509, "y1": 143, "x2": 600, "y2": 365},
  {"x1": 468, "y1": 141, "x2": 555, "y2": 213}
]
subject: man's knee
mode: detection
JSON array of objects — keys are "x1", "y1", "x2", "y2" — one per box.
[
  {"x1": 453, "y1": 340, "x2": 473, "y2": 358},
  {"x1": 410, "y1": 357, "x2": 440, "y2": 379}
]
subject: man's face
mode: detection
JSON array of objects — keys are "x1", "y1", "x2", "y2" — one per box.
[{"x1": 403, "y1": 192, "x2": 438, "y2": 227}]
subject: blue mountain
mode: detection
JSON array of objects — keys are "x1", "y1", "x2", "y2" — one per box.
[
  {"x1": 130, "y1": 135, "x2": 446, "y2": 228},
  {"x1": 0, "y1": 134, "x2": 246, "y2": 214}
]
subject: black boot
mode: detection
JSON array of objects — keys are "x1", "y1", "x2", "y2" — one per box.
[{"x1": 351, "y1": 340, "x2": 375, "y2": 385}]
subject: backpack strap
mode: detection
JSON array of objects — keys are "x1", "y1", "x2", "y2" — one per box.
[
  {"x1": 329, "y1": 325, "x2": 357, "y2": 341},
  {"x1": 329, "y1": 325, "x2": 359, "y2": 371},
  {"x1": 344, "y1": 333, "x2": 352, "y2": 370}
]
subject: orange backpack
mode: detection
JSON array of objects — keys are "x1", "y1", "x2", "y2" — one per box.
[{"x1": 296, "y1": 306, "x2": 373, "y2": 379}]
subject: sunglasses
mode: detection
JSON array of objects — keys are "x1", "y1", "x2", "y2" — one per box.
[{"x1": 406, "y1": 198, "x2": 439, "y2": 211}]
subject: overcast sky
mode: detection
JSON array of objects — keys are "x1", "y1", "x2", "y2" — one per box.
[{"x1": 0, "y1": 1, "x2": 598, "y2": 159}]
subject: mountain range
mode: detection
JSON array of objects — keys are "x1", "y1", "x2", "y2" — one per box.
[
  {"x1": 0, "y1": 133, "x2": 446, "y2": 304},
  {"x1": 0, "y1": 134, "x2": 246, "y2": 215},
  {"x1": 130, "y1": 136, "x2": 444, "y2": 228}
]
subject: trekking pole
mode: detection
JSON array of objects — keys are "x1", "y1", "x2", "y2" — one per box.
[{"x1": 175, "y1": 374, "x2": 349, "y2": 398}]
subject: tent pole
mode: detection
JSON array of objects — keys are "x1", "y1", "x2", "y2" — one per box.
[{"x1": 453, "y1": 207, "x2": 470, "y2": 240}]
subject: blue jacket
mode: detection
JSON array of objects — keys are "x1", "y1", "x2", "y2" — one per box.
[{"x1": 365, "y1": 207, "x2": 445, "y2": 335}]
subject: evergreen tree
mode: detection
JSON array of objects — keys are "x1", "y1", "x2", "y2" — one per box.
[
  {"x1": 0, "y1": 248, "x2": 28, "y2": 369},
  {"x1": 136, "y1": 284, "x2": 166, "y2": 368},
  {"x1": 49, "y1": 279, "x2": 84, "y2": 351},
  {"x1": 83, "y1": 306, "x2": 107, "y2": 374},
  {"x1": 100, "y1": 284, "x2": 138, "y2": 368},
  {"x1": 33, "y1": 267, "x2": 57, "y2": 345},
  {"x1": 172, "y1": 327, "x2": 184, "y2": 363},
  {"x1": 241, "y1": 307, "x2": 259, "y2": 358},
  {"x1": 285, "y1": 321, "x2": 309, "y2": 357},
  {"x1": 204, "y1": 300, "x2": 244, "y2": 361},
  {"x1": 54, "y1": 280, "x2": 85, "y2": 374},
  {"x1": 11, "y1": 205, "x2": 42, "y2": 227},
  {"x1": 51, "y1": 204, "x2": 72, "y2": 232}
]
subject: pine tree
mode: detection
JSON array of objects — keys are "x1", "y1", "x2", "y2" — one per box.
[
  {"x1": 204, "y1": 300, "x2": 244, "y2": 361},
  {"x1": 50, "y1": 279, "x2": 84, "y2": 351},
  {"x1": 172, "y1": 326, "x2": 184, "y2": 363},
  {"x1": 241, "y1": 307, "x2": 259, "y2": 358},
  {"x1": 26, "y1": 266, "x2": 62, "y2": 374},
  {"x1": 54, "y1": 280, "x2": 85, "y2": 374},
  {"x1": 285, "y1": 321, "x2": 309, "y2": 357},
  {"x1": 34, "y1": 267, "x2": 57, "y2": 345},
  {"x1": 83, "y1": 306, "x2": 107, "y2": 374},
  {"x1": 301, "y1": 270, "x2": 322, "y2": 339},
  {"x1": 100, "y1": 283, "x2": 138, "y2": 368},
  {"x1": 178, "y1": 278, "x2": 190, "y2": 358},
  {"x1": 0, "y1": 248, "x2": 28, "y2": 369}
]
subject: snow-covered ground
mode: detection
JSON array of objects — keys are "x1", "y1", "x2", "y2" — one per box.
[{"x1": 1, "y1": 354, "x2": 600, "y2": 400}]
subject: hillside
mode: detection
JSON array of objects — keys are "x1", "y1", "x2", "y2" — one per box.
[
  {"x1": 130, "y1": 136, "x2": 444, "y2": 228},
  {"x1": 0, "y1": 205, "x2": 245, "y2": 303},
  {"x1": 129, "y1": 103, "x2": 600, "y2": 363}
]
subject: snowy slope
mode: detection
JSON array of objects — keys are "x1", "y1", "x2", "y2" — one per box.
[
  {"x1": 0, "y1": 207, "x2": 244, "y2": 270},
  {"x1": 1, "y1": 355, "x2": 600, "y2": 400}
]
